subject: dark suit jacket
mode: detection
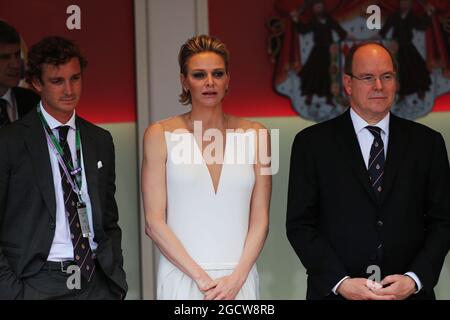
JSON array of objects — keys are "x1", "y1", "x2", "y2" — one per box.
[
  {"x1": 0, "y1": 87, "x2": 39, "y2": 129},
  {"x1": 286, "y1": 109, "x2": 450, "y2": 300},
  {"x1": 12, "y1": 87, "x2": 41, "y2": 119},
  {"x1": 12, "y1": 87, "x2": 40, "y2": 119},
  {"x1": 0, "y1": 109, "x2": 127, "y2": 299}
]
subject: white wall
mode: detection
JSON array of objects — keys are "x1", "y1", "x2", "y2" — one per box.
[{"x1": 100, "y1": 123, "x2": 140, "y2": 300}]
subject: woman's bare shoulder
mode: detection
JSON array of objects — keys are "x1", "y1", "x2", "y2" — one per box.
[
  {"x1": 228, "y1": 116, "x2": 267, "y2": 131},
  {"x1": 146, "y1": 113, "x2": 189, "y2": 136}
]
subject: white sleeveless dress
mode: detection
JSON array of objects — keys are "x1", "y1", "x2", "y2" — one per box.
[{"x1": 157, "y1": 130, "x2": 259, "y2": 300}]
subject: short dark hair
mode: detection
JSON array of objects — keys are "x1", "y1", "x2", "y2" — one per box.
[
  {"x1": 344, "y1": 41, "x2": 397, "y2": 75},
  {"x1": 25, "y1": 36, "x2": 87, "y2": 84},
  {"x1": 178, "y1": 35, "x2": 230, "y2": 105},
  {"x1": 0, "y1": 20, "x2": 21, "y2": 45}
]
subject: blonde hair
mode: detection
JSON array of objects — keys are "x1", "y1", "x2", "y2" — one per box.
[{"x1": 178, "y1": 35, "x2": 230, "y2": 105}]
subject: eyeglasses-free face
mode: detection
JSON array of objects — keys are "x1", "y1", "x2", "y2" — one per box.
[{"x1": 180, "y1": 52, "x2": 230, "y2": 109}]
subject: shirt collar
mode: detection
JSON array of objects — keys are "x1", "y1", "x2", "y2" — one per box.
[
  {"x1": 40, "y1": 101, "x2": 76, "y2": 130},
  {"x1": 350, "y1": 107, "x2": 390, "y2": 136},
  {"x1": 0, "y1": 88, "x2": 13, "y2": 107}
]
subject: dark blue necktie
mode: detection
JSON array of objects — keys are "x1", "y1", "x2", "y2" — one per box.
[
  {"x1": 0, "y1": 98, "x2": 11, "y2": 127},
  {"x1": 366, "y1": 126, "x2": 385, "y2": 197},
  {"x1": 58, "y1": 126, "x2": 96, "y2": 281}
]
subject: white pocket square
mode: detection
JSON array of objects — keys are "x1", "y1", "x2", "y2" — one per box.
[{"x1": 97, "y1": 161, "x2": 103, "y2": 169}]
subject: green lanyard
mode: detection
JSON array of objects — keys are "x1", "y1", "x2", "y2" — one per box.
[{"x1": 37, "y1": 107, "x2": 83, "y2": 195}]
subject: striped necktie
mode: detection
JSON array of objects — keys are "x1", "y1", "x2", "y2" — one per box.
[
  {"x1": 58, "y1": 126, "x2": 96, "y2": 281},
  {"x1": 366, "y1": 126, "x2": 385, "y2": 197}
]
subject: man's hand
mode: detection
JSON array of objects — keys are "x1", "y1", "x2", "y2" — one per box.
[
  {"x1": 337, "y1": 278, "x2": 396, "y2": 300},
  {"x1": 372, "y1": 275, "x2": 416, "y2": 300}
]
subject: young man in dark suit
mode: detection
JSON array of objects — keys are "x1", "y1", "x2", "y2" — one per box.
[
  {"x1": 286, "y1": 42, "x2": 450, "y2": 300},
  {"x1": 0, "y1": 36, "x2": 127, "y2": 299},
  {"x1": 0, "y1": 20, "x2": 39, "y2": 128}
]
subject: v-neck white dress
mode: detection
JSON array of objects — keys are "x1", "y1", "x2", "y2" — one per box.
[{"x1": 156, "y1": 130, "x2": 259, "y2": 300}]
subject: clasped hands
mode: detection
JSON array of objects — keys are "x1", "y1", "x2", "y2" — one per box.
[
  {"x1": 337, "y1": 275, "x2": 417, "y2": 300},
  {"x1": 196, "y1": 272, "x2": 245, "y2": 300}
]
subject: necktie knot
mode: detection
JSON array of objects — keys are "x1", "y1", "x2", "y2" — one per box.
[
  {"x1": 58, "y1": 125, "x2": 70, "y2": 145},
  {"x1": 366, "y1": 126, "x2": 382, "y2": 138}
]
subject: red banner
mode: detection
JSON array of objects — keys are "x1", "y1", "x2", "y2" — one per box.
[
  {"x1": 209, "y1": 0, "x2": 450, "y2": 117},
  {"x1": 0, "y1": 0, "x2": 136, "y2": 124}
]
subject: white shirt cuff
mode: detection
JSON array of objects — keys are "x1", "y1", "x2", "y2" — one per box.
[
  {"x1": 404, "y1": 272, "x2": 422, "y2": 293},
  {"x1": 332, "y1": 276, "x2": 350, "y2": 295}
]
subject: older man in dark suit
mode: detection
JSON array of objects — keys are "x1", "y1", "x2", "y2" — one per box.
[
  {"x1": 286, "y1": 42, "x2": 450, "y2": 300},
  {"x1": 0, "y1": 20, "x2": 39, "y2": 128},
  {"x1": 0, "y1": 36, "x2": 127, "y2": 299}
]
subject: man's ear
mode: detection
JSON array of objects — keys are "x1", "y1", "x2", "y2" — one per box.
[
  {"x1": 31, "y1": 77, "x2": 43, "y2": 94},
  {"x1": 343, "y1": 74, "x2": 352, "y2": 96}
]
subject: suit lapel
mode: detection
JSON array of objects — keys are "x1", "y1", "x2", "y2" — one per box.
[
  {"x1": 334, "y1": 110, "x2": 378, "y2": 205},
  {"x1": 22, "y1": 110, "x2": 56, "y2": 220},
  {"x1": 379, "y1": 114, "x2": 408, "y2": 205},
  {"x1": 77, "y1": 118, "x2": 102, "y2": 230}
]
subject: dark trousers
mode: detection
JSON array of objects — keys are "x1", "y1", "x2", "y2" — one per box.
[{"x1": 20, "y1": 261, "x2": 123, "y2": 300}]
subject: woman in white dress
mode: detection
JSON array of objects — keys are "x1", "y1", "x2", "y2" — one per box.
[{"x1": 141, "y1": 35, "x2": 271, "y2": 300}]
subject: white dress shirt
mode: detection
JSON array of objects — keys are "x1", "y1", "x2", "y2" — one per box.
[
  {"x1": 0, "y1": 88, "x2": 18, "y2": 122},
  {"x1": 332, "y1": 108, "x2": 421, "y2": 295},
  {"x1": 40, "y1": 103, "x2": 97, "y2": 261}
]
